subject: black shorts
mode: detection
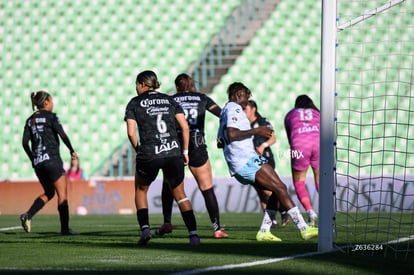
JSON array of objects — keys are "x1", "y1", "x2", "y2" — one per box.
[
  {"x1": 188, "y1": 132, "x2": 209, "y2": 167},
  {"x1": 34, "y1": 160, "x2": 65, "y2": 193},
  {"x1": 136, "y1": 156, "x2": 184, "y2": 188}
]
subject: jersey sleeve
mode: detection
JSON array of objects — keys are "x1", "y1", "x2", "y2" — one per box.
[
  {"x1": 22, "y1": 121, "x2": 33, "y2": 162},
  {"x1": 124, "y1": 98, "x2": 137, "y2": 121},
  {"x1": 205, "y1": 95, "x2": 218, "y2": 110},
  {"x1": 225, "y1": 102, "x2": 244, "y2": 129}
]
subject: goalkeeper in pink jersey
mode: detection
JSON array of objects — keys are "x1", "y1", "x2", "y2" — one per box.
[{"x1": 284, "y1": 95, "x2": 320, "y2": 226}]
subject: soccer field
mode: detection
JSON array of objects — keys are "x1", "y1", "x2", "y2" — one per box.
[{"x1": 0, "y1": 213, "x2": 412, "y2": 274}]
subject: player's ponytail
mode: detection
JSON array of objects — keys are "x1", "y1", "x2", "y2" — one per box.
[
  {"x1": 31, "y1": 91, "x2": 50, "y2": 111},
  {"x1": 136, "y1": 70, "x2": 161, "y2": 90}
]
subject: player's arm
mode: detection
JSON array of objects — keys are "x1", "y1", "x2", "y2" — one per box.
[
  {"x1": 284, "y1": 115, "x2": 292, "y2": 145},
  {"x1": 54, "y1": 120, "x2": 77, "y2": 159},
  {"x1": 126, "y1": 119, "x2": 138, "y2": 151},
  {"x1": 175, "y1": 113, "x2": 189, "y2": 165},
  {"x1": 226, "y1": 126, "x2": 272, "y2": 142},
  {"x1": 208, "y1": 105, "x2": 221, "y2": 118},
  {"x1": 22, "y1": 126, "x2": 33, "y2": 162},
  {"x1": 256, "y1": 131, "x2": 276, "y2": 155}
]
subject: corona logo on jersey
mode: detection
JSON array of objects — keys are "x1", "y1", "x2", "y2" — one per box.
[{"x1": 140, "y1": 97, "x2": 170, "y2": 108}]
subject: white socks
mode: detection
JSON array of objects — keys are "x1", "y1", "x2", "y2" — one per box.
[
  {"x1": 287, "y1": 206, "x2": 308, "y2": 231},
  {"x1": 259, "y1": 210, "x2": 273, "y2": 232}
]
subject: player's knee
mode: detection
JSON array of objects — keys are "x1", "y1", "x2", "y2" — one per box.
[
  {"x1": 45, "y1": 190, "x2": 55, "y2": 201},
  {"x1": 177, "y1": 197, "x2": 189, "y2": 204}
]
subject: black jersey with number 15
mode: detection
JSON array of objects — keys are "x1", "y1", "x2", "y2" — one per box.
[{"x1": 124, "y1": 91, "x2": 185, "y2": 161}]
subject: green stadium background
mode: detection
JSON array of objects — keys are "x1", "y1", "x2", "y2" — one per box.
[{"x1": 0, "y1": 0, "x2": 323, "y2": 180}]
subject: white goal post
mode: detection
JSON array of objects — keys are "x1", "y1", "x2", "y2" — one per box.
[{"x1": 319, "y1": 0, "x2": 412, "y2": 256}]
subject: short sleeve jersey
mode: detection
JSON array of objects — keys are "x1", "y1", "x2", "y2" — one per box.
[
  {"x1": 22, "y1": 110, "x2": 64, "y2": 166},
  {"x1": 218, "y1": 101, "x2": 256, "y2": 176},
  {"x1": 172, "y1": 91, "x2": 217, "y2": 134},
  {"x1": 284, "y1": 108, "x2": 320, "y2": 147},
  {"x1": 124, "y1": 91, "x2": 185, "y2": 161}
]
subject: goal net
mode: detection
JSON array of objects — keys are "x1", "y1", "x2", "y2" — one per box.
[{"x1": 332, "y1": 0, "x2": 414, "y2": 258}]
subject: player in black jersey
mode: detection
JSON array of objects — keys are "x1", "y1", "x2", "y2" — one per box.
[
  {"x1": 124, "y1": 70, "x2": 200, "y2": 245},
  {"x1": 245, "y1": 100, "x2": 290, "y2": 228},
  {"x1": 21, "y1": 91, "x2": 79, "y2": 235},
  {"x1": 155, "y1": 73, "x2": 228, "y2": 239}
]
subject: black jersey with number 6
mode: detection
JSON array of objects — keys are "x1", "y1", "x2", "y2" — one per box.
[{"x1": 124, "y1": 91, "x2": 185, "y2": 161}]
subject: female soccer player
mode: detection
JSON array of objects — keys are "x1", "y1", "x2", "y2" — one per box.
[
  {"x1": 284, "y1": 95, "x2": 320, "y2": 226},
  {"x1": 217, "y1": 82, "x2": 318, "y2": 242},
  {"x1": 155, "y1": 73, "x2": 227, "y2": 239},
  {"x1": 21, "y1": 91, "x2": 78, "y2": 235},
  {"x1": 124, "y1": 70, "x2": 200, "y2": 245},
  {"x1": 245, "y1": 100, "x2": 289, "y2": 228}
]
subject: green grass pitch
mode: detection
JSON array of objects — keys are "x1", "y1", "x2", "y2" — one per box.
[{"x1": 0, "y1": 213, "x2": 412, "y2": 274}]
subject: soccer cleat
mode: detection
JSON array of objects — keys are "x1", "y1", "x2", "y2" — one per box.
[
  {"x1": 307, "y1": 210, "x2": 318, "y2": 226},
  {"x1": 213, "y1": 230, "x2": 228, "y2": 239},
  {"x1": 271, "y1": 219, "x2": 278, "y2": 228},
  {"x1": 138, "y1": 228, "x2": 152, "y2": 245},
  {"x1": 20, "y1": 213, "x2": 31, "y2": 233},
  {"x1": 154, "y1": 223, "x2": 173, "y2": 237},
  {"x1": 300, "y1": 226, "x2": 318, "y2": 240},
  {"x1": 189, "y1": 234, "x2": 200, "y2": 245},
  {"x1": 256, "y1": 231, "x2": 282, "y2": 242},
  {"x1": 281, "y1": 213, "x2": 290, "y2": 227},
  {"x1": 61, "y1": 229, "x2": 79, "y2": 236}
]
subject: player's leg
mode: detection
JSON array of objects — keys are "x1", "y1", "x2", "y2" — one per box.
[
  {"x1": 20, "y1": 166, "x2": 55, "y2": 233},
  {"x1": 255, "y1": 191, "x2": 282, "y2": 242},
  {"x1": 165, "y1": 157, "x2": 200, "y2": 245},
  {"x1": 54, "y1": 174, "x2": 77, "y2": 235},
  {"x1": 189, "y1": 159, "x2": 227, "y2": 238},
  {"x1": 255, "y1": 164, "x2": 318, "y2": 240},
  {"x1": 254, "y1": 187, "x2": 278, "y2": 228},
  {"x1": 292, "y1": 169, "x2": 317, "y2": 226},
  {"x1": 312, "y1": 167, "x2": 319, "y2": 192},
  {"x1": 135, "y1": 176, "x2": 152, "y2": 245},
  {"x1": 135, "y1": 159, "x2": 158, "y2": 245},
  {"x1": 154, "y1": 180, "x2": 174, "y2": 236}
]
